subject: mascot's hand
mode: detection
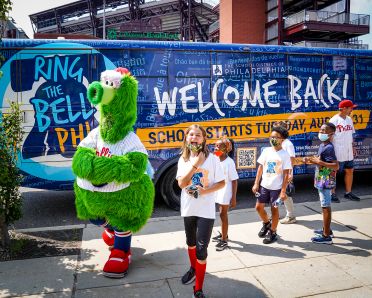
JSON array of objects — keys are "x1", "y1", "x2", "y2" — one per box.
[
  {"x1": 72, "y1": 147, "x2": 96, "y2": 179},
  {"x1": 111, "y1": 152, "x2": 148, "y2": 183},
  {"x1": 89, "y1": 156, "x2": 118, "y2": 185},
  {"x1": 87, "y1": 152, "x2": 148, "y2": 185}
]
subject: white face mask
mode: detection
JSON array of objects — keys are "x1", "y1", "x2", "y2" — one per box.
[{"x1": 318, "y1": 132, "x2": 329, "y2": 142}]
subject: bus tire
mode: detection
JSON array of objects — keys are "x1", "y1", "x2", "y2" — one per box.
[{"x1": 160, "y1": 165, "x2": 181, "y2": 211}]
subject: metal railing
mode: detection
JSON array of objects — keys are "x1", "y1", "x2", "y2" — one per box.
[
  {"x1": 208, "y1": 20, "x2": 219, "y2": 34},
  {"x1": 284, "y1": 9, "x2": 370, "y2": 28},
  {"x1": 292, "y1": 40, "x2": 369, "y2": 50}
]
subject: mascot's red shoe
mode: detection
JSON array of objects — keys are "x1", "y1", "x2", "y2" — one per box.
[
  {"x1": 103, "y1": 249, "x2": 131, "y2": 278},
  {"x1": 102, "y1": 229, "x2": 115, "y2": 247}
]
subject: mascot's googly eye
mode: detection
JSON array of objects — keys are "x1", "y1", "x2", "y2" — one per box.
[{"x1": 101, "y1": 70, "x2": 124, "y2": 89}]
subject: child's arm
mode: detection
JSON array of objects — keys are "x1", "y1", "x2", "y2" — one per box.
[
  {"x1": 252, "y1": 164, "x2": 263, "y2": 194},
  {"x1": 280, "y1": 169, "x2": 290, "y2": 200},
  {"x1": 198, "y1": 180, "x2": 225, "y2": 196},
  {"x1": 178, "y1": 153, "x2": 206, "y2": 189},
  {"x1": 178, "y1": 165, "x2": 198, "y2": 189},
  {"x1": 308, "y1": 156, "x2": 339, "y2": 170},
  {"x1": 288, "y1": 156, "x2": 295, "y2": 182},
  {"x1": 230, "y1": 179, "x2": 238, "y2": 208}
]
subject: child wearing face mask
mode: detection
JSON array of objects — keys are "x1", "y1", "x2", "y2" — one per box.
[
  {"x1": 304, "y1": 122, "x2": 339, "y2": 244},
  {"x1": 252, "y1": 126, "x2": 292, "y2": 244},
  {"x1": 212, "y1": 136, "x2": 239, "y2": 251},
  {"x1": 176, "y1": 124, "x2": 225, "y2": 298}
]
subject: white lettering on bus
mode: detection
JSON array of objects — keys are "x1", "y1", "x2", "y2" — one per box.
[{"x1": 154, "y1": 74, "x2": 349, "y2": 116}]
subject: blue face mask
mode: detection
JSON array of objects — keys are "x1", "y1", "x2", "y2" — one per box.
[{"x1": 318, "y1": 132, "x2": 329, "y2": 142}]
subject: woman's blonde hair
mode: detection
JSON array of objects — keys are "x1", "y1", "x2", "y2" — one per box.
[{"x1": 181, "y1": 124, "x2": 209, "y2": 161}]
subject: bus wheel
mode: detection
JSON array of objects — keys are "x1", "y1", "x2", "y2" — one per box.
[{"x1": 160, "y1": 165, "x2": 181, "y2": 211}]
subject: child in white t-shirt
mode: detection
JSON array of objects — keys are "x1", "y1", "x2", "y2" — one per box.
[
  {"x1": 212, "y1": 137, "x2": 239, "y2": 251},
  {"x1": 176, "y1": 124, "x2": 225, "y2": 298},
  {"x1": 273, "y1": 121, "x2": 297, "y2": 225},
  {"x1": 252, "y1": 126, "x2": 292, "y2": 244}
]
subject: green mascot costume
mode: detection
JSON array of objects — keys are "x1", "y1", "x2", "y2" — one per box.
[{"x1": 72, "y1": 67, "x2": 155, "y2": 278}]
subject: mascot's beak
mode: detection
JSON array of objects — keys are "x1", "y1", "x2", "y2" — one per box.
[{"x1": 87, "y1": 81, "x2": 116, "y2": 106}]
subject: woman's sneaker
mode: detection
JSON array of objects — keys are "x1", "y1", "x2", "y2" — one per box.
[
  {"x1": 181, "y1": 267, "x2": 195, "y2": 284},
  {"x1": 263, "y1": 229, "x2": 277, "y2": 244},
  {"x1": 280, "y1": 216, "x2": 297, "y2": 224},
  {"x1": 216, "y1": 240, "x2": 228, "y2": 251},
  {"x1": 311, "y1": 234, "x2": 333, "y2": 244},
  {"x1": 258, "y1": 221, "x2": 271, "y2": 238},
  {"x1": 314, "y1": 229, "x2": 334, "y2": 238}
]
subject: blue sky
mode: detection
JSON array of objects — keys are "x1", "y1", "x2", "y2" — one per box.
[{"x1": 8, "y1": 0, "x2": 372, "y2": 48}]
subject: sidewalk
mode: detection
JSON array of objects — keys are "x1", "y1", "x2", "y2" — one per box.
[{"x1": 1, "y1": 196, "x2": 372, "y2": 298}]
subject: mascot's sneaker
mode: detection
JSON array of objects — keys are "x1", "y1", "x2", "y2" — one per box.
[
  {"x1": 102, "y1": 229, "x2": 115, "y2": 247},
  {"x1": 103, "y1": 249, "x2": 130, "y2": 278}
]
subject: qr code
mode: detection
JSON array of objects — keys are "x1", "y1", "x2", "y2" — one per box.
[{"x1": 236, "y1": 148, "x2": 256, "y2": 169}]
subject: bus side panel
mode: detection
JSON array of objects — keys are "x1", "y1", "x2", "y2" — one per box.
[{"x1": 1, "y1": 40, "x2": 372, "y2": 193}]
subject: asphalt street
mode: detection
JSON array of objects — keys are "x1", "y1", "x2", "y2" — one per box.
[{"x1": 14, "y1": 171, "x2": 372, "y2": 230}]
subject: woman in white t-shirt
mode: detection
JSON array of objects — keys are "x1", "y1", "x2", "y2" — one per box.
[
  {"x1": 212, "y1": 137, "x2": 239, "y2": 251},
  {"x1": 176, "y1": 124, "x2": 225, "y2": 298}
]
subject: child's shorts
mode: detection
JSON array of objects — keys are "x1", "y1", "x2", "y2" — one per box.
[
  {"x1": 318, "y1": 188, "x2": 332, "y2": 207},
  {"x1": 257, "y1": 186, "x2": 281, "y2": 205}
]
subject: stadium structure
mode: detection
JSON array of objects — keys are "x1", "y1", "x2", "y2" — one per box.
[{"x1": 29, "y1": 0, "x2": 219, "y2": 41}]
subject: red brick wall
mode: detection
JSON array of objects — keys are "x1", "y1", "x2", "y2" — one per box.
[{"x1": 220, "y1": 0, "x2": 266, "y2": 44}]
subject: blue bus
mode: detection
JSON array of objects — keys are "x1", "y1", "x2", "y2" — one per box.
[{"x1": 1, "y1": 39, "x2": 371, "y2": 209}]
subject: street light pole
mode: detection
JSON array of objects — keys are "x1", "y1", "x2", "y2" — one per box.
[{"x1": 103, "y1": 0, "x2": 106, "y2": 39}]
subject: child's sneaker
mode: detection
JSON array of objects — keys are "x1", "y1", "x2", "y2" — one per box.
[
  {"x1": 258, "y1": 221, "x2": 271, "y2": 238},
  {"x1": 314, "y1": 229, "x2": 334, "y2": 238},
  {"x1": 331, "y1": 193, "x2": 340, "y2": 203},
  {"x1": 212, "y1": 231, "x2": 222, "y2": 242},
  {"x1": 215, "y1": 240, "x2": 228, "y2": 251},
  {"x1": 193, "y1": 286, "x2": 206, "y2": 298},
  {"x1": 181, "y1": 267, "x2": 195, "y2": 284},
  {"x1": 263, "y1": 229, "x2": 277, "y2": 244},
  {"x1": 212, "y1": 231, "x2": 228, "y2": 242},
  {"x1": 102, "y1": 228, "x2": 115, "y2": 246},
  {"x1": 280, "y1": 216, "x2": 297, "y2": 224},
  {"x1": 344, "y1": 192, "x2": 360, "y2": 201},
  {"x1": 103, "y1": 249, "x2": 130, "y2": 278},
  {"x1": 311, "y1": 234, "x2": 333, "y2": 244}
]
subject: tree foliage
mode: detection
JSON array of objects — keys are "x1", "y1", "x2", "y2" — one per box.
[
  {"x1": 0, "y1": 0, "x2": 12, "y2": 21},
  {"x1": 0, "y1": 101, "x2": 23, "y2": 225},
  {"x1": 1, "y1": 0, "x2": 12, "y2": 76}
]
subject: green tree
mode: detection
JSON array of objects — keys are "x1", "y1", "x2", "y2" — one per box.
[
  {"x1": 0, "y1": 0, "x2": 20, "y2": 252},
  {"x1": 0, "y1": 101, "x2": 23, "y2": 250},
  {"x1": 0, "y1": 0, "x2": 12, "y2": 20},
  {"x1": 0, "y1": 0, "x2": 12, "y2": 39}
]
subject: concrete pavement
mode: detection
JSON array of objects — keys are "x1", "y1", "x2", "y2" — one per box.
[{"x1": 1, "y1": 196, "x2": 372, "y2": 297}]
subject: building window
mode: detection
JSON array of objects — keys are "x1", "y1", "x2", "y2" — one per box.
[
  {"x1": 267, "y1": 8, "x2": 278, "y2": 22},
  {"x1": 266, "y1": 0, "x2": 277, "y2": 11},
  {"x1": 266, "y1": 38, "x2": 278, "y2": 45},
  {"x1": 266, "y1": 23, "x2": 278, "y2": 41}
]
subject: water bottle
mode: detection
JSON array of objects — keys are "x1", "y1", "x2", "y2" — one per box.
[{"x1": 273, "y1": 197, "x2": 283, "y2": 208}]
